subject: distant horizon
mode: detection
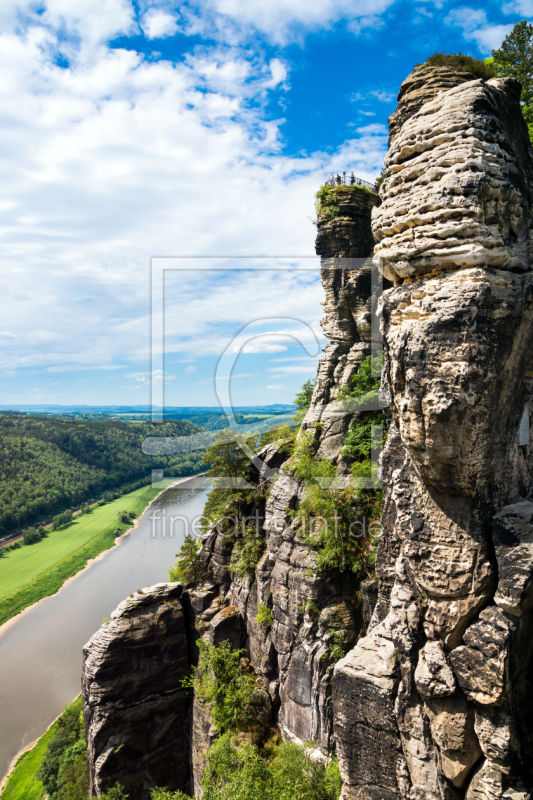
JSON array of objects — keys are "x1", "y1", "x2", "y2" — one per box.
[
  {"x1": 0, "y1": 403, "x2": 297, "y2": 412},
  {"x1": 0, "y1": 1, "x2": 523, "y2": 405}
]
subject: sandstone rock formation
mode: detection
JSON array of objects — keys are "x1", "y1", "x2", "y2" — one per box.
[
  {"x1": 83, "y1": 61, "x2": 533, "y2": 800},
  {"x1": 174, "y1": 184, "x2": 380, "y2": 786},
  {"x1": 333, "y1": 64, "x2": 533, "y2": 800},
  {"x1": 82, "y1": 583, "x2": 191, "y2": 799}
]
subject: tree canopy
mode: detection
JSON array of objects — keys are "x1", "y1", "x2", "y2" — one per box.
[
  {"x1": 0, "y1": 414, "x2": 205, "y2": 538},
  {"x1": 491, "y1": 20, "x2": 533, "y2": 141}
]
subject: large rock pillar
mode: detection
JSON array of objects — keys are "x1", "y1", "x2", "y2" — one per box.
[
  {"x1": 334, "y1": 64, "x2": 533, "y2": 800},
  {"x1": 82, "y1": 583, "x2": 191, "y2": 799}
]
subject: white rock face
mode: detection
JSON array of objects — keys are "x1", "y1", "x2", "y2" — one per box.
[{"x1": 373, "y1": 77, "x2": 533, "y2": 285}]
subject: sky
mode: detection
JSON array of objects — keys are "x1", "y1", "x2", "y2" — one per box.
[{"x1": 0, "y1": 0, "x2": 530, "y2": 408}]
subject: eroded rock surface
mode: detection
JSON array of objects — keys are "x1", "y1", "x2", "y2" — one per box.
[
  {"x1": 334, "y1": 63, "x2": 533, "y2": 799},
  {"x1": 82, "y1": 583, "x2": 191, "y2": 799},
  {"x1": 83, "y1": 61, "x2": 533, "y2": 800}
]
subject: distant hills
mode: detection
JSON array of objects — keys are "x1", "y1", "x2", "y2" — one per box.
[{"x1": 0, "y1": 404, "x2": 296, "y2": 414}]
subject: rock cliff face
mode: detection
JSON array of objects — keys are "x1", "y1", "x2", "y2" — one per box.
[
  {"x1": 333, "y1": 65, "x2": 533, "y2": 800},
  {"x1": 189, "y1": 185, "x2": 380, "y2": 786},
  {"x1": 83, "y1": 62, "x2": 533, "y2": 800},
  {"x1": 82, "y1": 584, "x2": 191, "y2": 799}
]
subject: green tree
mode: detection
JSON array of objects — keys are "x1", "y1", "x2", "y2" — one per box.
[
  {"x1": 201, "y1": 431, "x2": 255, "y2": 534},
  {"x1": 37, "y1": 698, "x2": 85, "y2": 799},
  {"x1": 491, "y1": 21, "x2": 533, "y2": 141},
  {"x1": 293, "y1": 378, "x2": 316, "y2": 425},
  {"x1": 168, "y1": 532, "x2": 205, "y2": 585},
  {"x1": 203, "y1": 431, "x2": 252, "y2": 487},
  {"x1": 100, "y1": 785, "x2": 129, "y2": 800},
  {"x1": 201, "y1": 734, "x2": 343, "y2": 800},
  {"x1": 23, "y1": 528, "x2": 41, "y2": 545}
]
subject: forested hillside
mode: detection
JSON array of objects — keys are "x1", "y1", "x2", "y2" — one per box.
[
  {"x1": 173, "y1": 412, "x2": 281, "y2": 431},
  {"x1": 0, "y1": 415, "x2": 205, "y2": 537}
]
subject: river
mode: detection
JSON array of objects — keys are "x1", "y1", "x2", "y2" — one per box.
[{"x1": 0, "y1": 476, "x2": 210, "y2": 783}]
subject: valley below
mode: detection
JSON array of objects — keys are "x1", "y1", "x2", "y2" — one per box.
[{"x1": 0, "y1": 478, "x2": 209, "y2": 785}]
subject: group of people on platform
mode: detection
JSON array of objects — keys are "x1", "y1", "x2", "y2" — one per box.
[{"x1": 327, "y1": 171, "x2": 379, "y2": 193}]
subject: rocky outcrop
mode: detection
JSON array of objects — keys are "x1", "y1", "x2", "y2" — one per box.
[
  {"x1": 333, "y1": 64, "x2": 533, "y2": 800},
  {"x1": 388, "y1": 63, "x2": 491, "y2": 144},
  {"x1": 82, "y1": 584, "x2": 191, "y2": 799},
  {"x1": 315, "y1": 187, "x2": 379, "y2": 259},
  {"x1": 83, "y1": 61, "x2": 533, "y2": 800},
  {"x1": 374, "y1": 75, "x2": 533, "y2": 286},
  {"x1": 306, "y1": 186, "x2": 382, "y2": 466}
]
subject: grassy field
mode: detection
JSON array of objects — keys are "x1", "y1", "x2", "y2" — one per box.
[
  {"x1": 0, "y1": 482, "x2": 170, "y2": 627},
  {"x1": 0, "y1": 723, "x2": 56, "y2": 800}
]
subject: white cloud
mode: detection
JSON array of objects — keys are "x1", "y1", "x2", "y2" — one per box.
[
  {"x1": 141, "y1": 9, "x2": 180, "y2": 39},
  {"x1": 347, "y1": 14, "x2": 387, "y2": 35},
  {"x1": 194, "y1": 372, "x2": 258, "y2": 384},
  {"x1": 270, "y1": 355, "x2": 320, "y2": 362},
  {"x1": 502, "y1": 0, "x2": 533, "y2": 14},
  {"x1": 177, "y1": 0, "x2": 397, "y2": 46},
  {"x1": 369, "y1": 89, "x2": 395, "y2": 103},
  {"x1": 268, "y1": 364, "x2": 319, "y2": 376},
  {"x1": 0, "y1": 2, "x2": 388, "y2": 383},
  {"x1": 126, "y1": 370, "x2": 174, "y2": 382},
  {"x1": 267, "y1": 384, "x2": 285, "y2": 389},
  {"x1": 445, "y1": 7, "x2": 513, "y2": 52},
  {"x1": 185, "y1": 365, "x2": 197, "y2": 372}
]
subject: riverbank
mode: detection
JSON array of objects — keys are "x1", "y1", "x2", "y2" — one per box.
[
  {"x1": 0, "y1": 696, "x2": 85, "y2": 800},
  {"x1": 0, "y1": 473, "x2": 207, "y2": 632},
  {"x1": 0, "y1": 477, "x2": 211, "y2": 787},
  {"x1": 0, "y1": 720, "x2": 56, "y2": 799}
]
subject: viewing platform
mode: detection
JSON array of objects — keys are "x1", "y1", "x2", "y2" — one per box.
[{"x1": 325, "y1": 172, "x2": 379, "y2": 192}]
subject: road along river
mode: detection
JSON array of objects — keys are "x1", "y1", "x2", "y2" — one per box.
[{"x1": 0, "y1": 475, "x2": 210, "y2": 783}]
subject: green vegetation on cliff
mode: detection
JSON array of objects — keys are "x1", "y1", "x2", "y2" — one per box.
[
  {"x1": 423, "y1": 52, "x2": 496, "y2": 79},
  {"x1": 193, "y1": 640, "x2": 261, "y2": 736},
  {"x1": 168, "y1": 532, "x2": 205, "y2": 585},
  {"x1": 0, "y1": 414, "x2": 204, "y2": 538},
  {"x1": 314, "y1": 184, "x2": 374, "y2": 223},
  {"x1": 199, "y1": 735, "x2": 342, "y2": 800}
]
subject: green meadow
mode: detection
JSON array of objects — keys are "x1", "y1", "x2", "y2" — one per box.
[
  {"x1": 0, "y1": 482, "x2": 169, "y2": 627},
  {"x1": 0, "y1": 723, "x2": 56, "y2": 800}
]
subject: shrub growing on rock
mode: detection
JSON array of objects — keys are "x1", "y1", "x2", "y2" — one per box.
[
  {"x1": 193, "y1": 641, "x2": 259, "y2": 735},
  {"x1": 423, "y1": 52, "x2": 496, "y2": 79},
  {"x1": 201, "y1": 734, "x2": 343, "y2": 800}
]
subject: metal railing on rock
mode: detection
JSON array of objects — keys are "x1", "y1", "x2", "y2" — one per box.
[{"x1": 326, "y1": 172, "x2": 378, "y2": 192}]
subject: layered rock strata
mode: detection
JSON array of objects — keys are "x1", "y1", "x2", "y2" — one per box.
[
  {"x1": 82, "y1": 583, "x2": 191, "y2": 799},
  {"x1": 303, "y1": 186, "x2": 382, "y2": 464},
  {"x1": 333, "y1": 66, "x2": 533, "y2": 799},
  {"x1": 185, "y1": 185, "x2": 381, "y2": 787}
]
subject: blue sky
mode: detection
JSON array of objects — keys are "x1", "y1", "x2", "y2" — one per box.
[{"x1": 0, "y1": 0, "x2": 529, "y2": 408}]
